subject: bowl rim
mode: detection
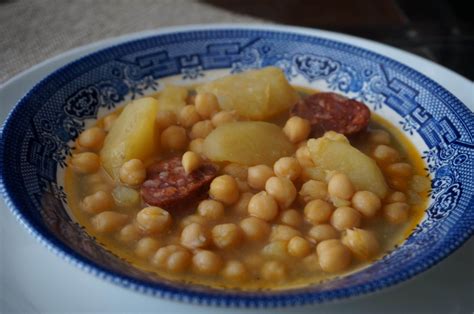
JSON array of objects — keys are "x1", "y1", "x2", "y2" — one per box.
[{"x1": 0, "y1": 23, "x2": 473, "y2": 307}]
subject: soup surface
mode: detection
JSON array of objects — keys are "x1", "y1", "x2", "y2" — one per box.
[{"x1": 65, "y1": 67, "x2": 430, "y2": 290}]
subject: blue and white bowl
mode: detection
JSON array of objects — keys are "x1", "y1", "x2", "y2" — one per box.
[{"x1": 0, "y1": 25, "x2": 473, "y2": 307}]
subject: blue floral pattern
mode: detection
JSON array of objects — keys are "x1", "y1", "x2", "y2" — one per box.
[
  {"x1": 181, "y1": 66, "x2": 204, "y2": 80},
  {"x1": 293, "y1": 54, "x2": 340, "y2": 81},
  {"x1": 399, "y1": 116, "x2": 419, "y2": 135}
]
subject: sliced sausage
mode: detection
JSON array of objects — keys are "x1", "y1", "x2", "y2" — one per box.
[
  {"x1": 291, "y1": 92, "x2": 370, "y2": 137},
  {"x1": 141, "y1": 156, "x2": 217, "y2": 209}
]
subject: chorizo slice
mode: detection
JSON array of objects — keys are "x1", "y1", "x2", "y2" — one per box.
[
  {"x1": 141, "y1": 156, "x2": 217, "y2": 209},
  {"x1": 291, "y1": 92, "x2": 370, "y2": 137}
]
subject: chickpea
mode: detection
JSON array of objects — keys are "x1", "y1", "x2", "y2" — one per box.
[
  {"x1": 152, "y1": 245, "x2": 191, "y2": 273},
  {"x1": 299, "y1": 180, "x2": 328, "y2": 203},
  {"x1": 136, "y1": 206, "x2": 172, "y2": 234},
  {"x1": 92, "y1": 211, "x2": 128, "y2": 233},
  {"x1": 119, "y1": 159, "x2": 146, "y2": 186},
  {"x1": 197, "y1": 199, "x2": 224, "y2": 220},
  {"x1": 195, "y1": 92, "x2": 220, "y2": 118},
  {"x1": 103, "y1": 113, "x2": 118, "y2": 132},
  {"x1": 388, "y1": 177, "x2": 408, "y2": 191},
  {"x1": 180, "y1": 214, "x2": 207, "y2": 228},
  {"x1": 386, "y1": 162, "x2": 412, "y2": 178},
  {"x1": 262, "y1": 241, "x2": 288, "y2": 259},
  {"x1": 385, "y1": 191, "x2": 407, "y2": 203},
  {"x1": 279, "y1": 209, "x2": 303, "y2": 228},
  {"x1": 368, "y1": 129, "x2": 390, "y2": 145},
  {"x1": 330, "y1": 206, "x2": 361, "y2": 231},
  {"x1": 82, "y1": 190, "x2": 115, "y2": 214},
  {"x1": 273, "y1": 157, "x2": 302, "y2": 181},
  {"x1": 161, "y1": 125, "x2": 188, "y2": 151},
  {"x1": 265, "y1": 176, "x2": 296, "y2": 208},
  {"x1": 188, "y1": 138, "x2": 204, "y2": 155},
  {"x1": 352, "y1": 191, "x2": 382, "y2": 218},
  {"x1": 410, "y1": 175, "x2": 431, "y2": 193},
  {"x1": 240, "y1": 217, "x2": 270, "y2": 241},
  {"x1": 180, "y1": 222, "x2": 211, "y2": 249},
  {"x1": 235, "y1": 179, "x2": 251, "y2": 193},
  {"x1": 303, "y1": 253, "x2": 321, "y2": 272},
  {"x1": 301, "y1": 167, "x2": 326, "y2": 182},
  {"x1": 288, "y1": 236, "x2": 312, "y2": 257},
  {"x1": 209, "y1": 175, "x2": 240, "y2": 205},
  {"x1": 232, "y1": 192, "x2": 253, "y2": 216},
  {"x1": 248, "y1": 191, "x2": 279, "y2": 221},
  {"x1": 135, "y1": 237, "x2": 161, "y2": 259},
  {"x1": 270, "y1": 224, "x2": 301, "y2": 242},
  {"x1": 74, "y1": 140, "x2": 87, "y2": 153},
  {"x1": 222, "y1": 260, "x2": 249, "y2": 282},
  {"x1": 70, "y1": 152, "x2": 100, "y2": 174},
  {"x1": 77, "y1": 127, "x2": 106, "y2": 151},
  {"x1": 342, "y1": 228, "x2": 379, "y2": 260},
  {"x1": 261, "y1": 261, "x2": 287, "y2": 281},
  {"x1": 118, "y1": 224, "x2": 141, "y2": 243},
  {"x1": 112, "y1": 186, "x2": 140, "y2": 208},
  {"x1": 156, "y1": 110, "x2": 177, "y2": 130},
  {"x1": 330, "y1": 196, "x2": 351, "y2": 208},
  {"x1": 167, "y1": 250, "x2": 192, "y2": 273},
  {"x1": 407, "y1": 186, "x2": 423, "y2": 203},
  {"x1": 407, "y1": 190, "x2": 423, "y2": 205},
  {"x1": 189, "y1": 120, "x2": 214, "y2": 139},
  {"x1": 283, "y1": 116, "x2": 311, "y2": 143},
  {"x1": 304, "y1": 199, "x2": 333, "y2": 224},
  {"x1": 373, "y1": 145, "x2": 400, "y2": 163},
  {"x1": 178, "y1": 105, "x2": 201, "y2": 128},
  {"x1": 295, "y1": 145, "x2": 314, "y2": 168},
  {"x1": 211, "y1": 111, "x2": 237, "y2": 127},
  {"x1": 212, "y1": 223, "x2": 242, "y2": 249},
  {"x1": 383, "y1": 202, "x2": 409, "y2": 224},
  {"x1": 247, "y1": 164, "x2": 274, "y2": 190},
  {"x1": 308, "y1": 224, "x2": 340, "y2": 242},
  {"x1": 223, "y1": 163, "x2": 248, "y2": 181},
  {"x1": 328, "y1": 173, "x2": 355, "y2": 200},
  {"x1": 152, "y1": 245, "x2": 181, "y2": 267},
  {"x1": 316, "y1": 239, "x2": 352, "y2": 273},
  {"x1": 192, "y1": 250, "x2": 223, "y2": 275},
  {"x1": 182, "y1": 151, "x2": 202, "y2": 174},
  {"x1": 85, "y1": 173, "x2": 107, "y2": 186}
]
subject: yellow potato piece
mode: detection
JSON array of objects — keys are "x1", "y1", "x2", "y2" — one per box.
[
  {"x1": 197, "y1": 67, "x2": 299, "y2": 120},
  {"x1": 203, "y1": 121, "x2": 295, "y2": 166},
  {"x1": 307, "y1": 134, "x2": 388, "y2": 198},
  {"x1": 156, "y1": 85, "x2": 188, "y2": 114},
  {"x1": 101, "y1": 97, "x2": 158, "y2": 179}
]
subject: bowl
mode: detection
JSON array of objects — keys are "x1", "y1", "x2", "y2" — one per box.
[{"x1": 1, "y1": 25, "x2": 473, "y2": 307}]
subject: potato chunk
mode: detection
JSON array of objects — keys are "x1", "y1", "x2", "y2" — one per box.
[
  {"x1": 156, "y1": 85, "x2": 188, "y2": 114},
  {"x1": 197, "y1": 67, "x2": 299, "y2": 120},
  {"x1": 307, "y1": 133, "x2": 388, "y2": 198},
  {"x1": 203, "y1": 121, "x2": 295, "y2": 166},
  {"x1": 101, "y1": 97, "x2": 158, "y2": 179}
]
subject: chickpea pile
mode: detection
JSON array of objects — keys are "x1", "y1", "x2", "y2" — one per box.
[{"x1": 67, "y1": 88, "x2": 429, "y2": 289}]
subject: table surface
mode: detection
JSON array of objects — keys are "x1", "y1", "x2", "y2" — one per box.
[
  {"x1": 0, "y1": 0, "x2": 264, "y2": 85},
  {"x1": 0, "y1": 2, "x2": 473, "y2": 313}
]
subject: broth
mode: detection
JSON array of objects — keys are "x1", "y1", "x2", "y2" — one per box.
[{"x1": 65, "y1": 81, "x2": 429, "y2": 290}]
